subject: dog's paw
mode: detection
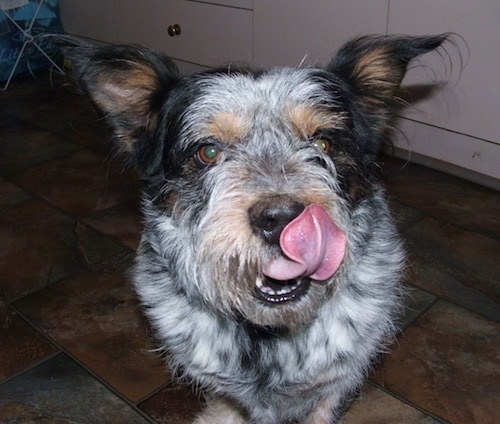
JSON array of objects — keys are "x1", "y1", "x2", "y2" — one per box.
[{"x1": 193, "y1": 398, "x2": 246, "y2": 424}]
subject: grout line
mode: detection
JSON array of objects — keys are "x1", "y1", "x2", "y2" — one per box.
[
  {"x1": 0, "y1": 349, "x2": 62, "y2": 387},
  {"x1": 399, "y1": 286, "x2": 440, "y2": 331},
  {"x1": 135, "y1": 379, "x2": 179, "y2": 405},
  {"x1": 0, "y1": 301, "x2": 157, "y2": 422},
  {"x1": 367, "y1": 381, "x2": 452, "y2": 423},
  {"x1": 3, "y1": 166, "x2": 138, "y2": 252}
]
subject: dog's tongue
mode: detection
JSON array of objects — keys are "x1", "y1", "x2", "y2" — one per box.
[{"x1": 263, "y1": 204, "x2": 346, "y2": 282}]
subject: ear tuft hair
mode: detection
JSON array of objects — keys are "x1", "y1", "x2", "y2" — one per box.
[
  {"x1": 328, "y1": 34, "x2": 449, "y2": 108},
  {"x1": 50, "y1": 35, "x2": 181, "y2": 152}
]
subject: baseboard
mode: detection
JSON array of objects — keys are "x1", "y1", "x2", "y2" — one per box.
[{"x1": 388, "y1": 146, "x2": 500, "y2": 192}]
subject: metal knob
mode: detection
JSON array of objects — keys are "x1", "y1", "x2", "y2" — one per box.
[{"x1": 168, "y1": 24, "x2": 181, "y2": 37}]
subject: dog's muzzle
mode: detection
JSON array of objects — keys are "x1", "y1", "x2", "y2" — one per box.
[{"x1": 249, "y1": 198, "x2": 346, "y2": 304}]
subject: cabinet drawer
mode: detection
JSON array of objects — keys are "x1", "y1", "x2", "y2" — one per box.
[
  {"x1": 116, "y1": 0, "x2": 253, "y2": 67},
  {"x1": 162, "y1": 0, "x2": 253, "y2": 65}
]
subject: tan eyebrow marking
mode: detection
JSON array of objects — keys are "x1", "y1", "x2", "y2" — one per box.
[
  {"x1": 206, "y1": 111, "x2": 250, "y2": 143},
  {"x1": 285, "y1": 104, "x2": 346, "y2": 139}
]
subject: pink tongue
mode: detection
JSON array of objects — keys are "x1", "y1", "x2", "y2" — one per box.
[{"x1": 263, "y1": 204, "x2": 346, "y2": 282}]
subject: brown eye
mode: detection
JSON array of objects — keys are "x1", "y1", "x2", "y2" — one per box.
[
  {"x1": 314, "y1": 138, "x2": 330, "y2": 154},
  {"x1": 195, "y1": 144, "x2": 222, "y2": 166}
]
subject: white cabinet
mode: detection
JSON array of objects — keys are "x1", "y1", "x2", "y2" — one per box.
[
  {"x1": 58, "y1": 0, "x2": 499, "y2": 186},
  {"x1": 253, "y1": 0, "x2": 388, "y2": 67},
  {"x1": 114, "y1": 0, "x2": 252, "y2": 69},
  {"x1": 59, "y1": 0, "x2": 116, "y2": 42},
  {"x1": 252, "y1": 0, "x2": 499, "y2": 186},
  {"x1": 387, "y1": 0, "x2": 500, "y2": 185},
  {"x1": 60, "y1": 0, "x2": 253, "y2": 73}
]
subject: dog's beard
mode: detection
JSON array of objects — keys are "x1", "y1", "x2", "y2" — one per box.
[
  {"x1": 186, "y1": 160, "x2": 349, "y2": 330},
  {"x1": 195, "y1": 247, "x2": 333, "y2": 329}
]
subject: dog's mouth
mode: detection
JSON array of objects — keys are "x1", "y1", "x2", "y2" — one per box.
[
  {"x1": 255, "y1": 276, "x2": 311, "y2": 303},
  {"x1": 255, "y1": 204, "x2": 347, "y2": 305}
]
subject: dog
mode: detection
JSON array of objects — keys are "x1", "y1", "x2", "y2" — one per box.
[{"x1": 54, "y1": 33, "x2": 448, "y2": 423}]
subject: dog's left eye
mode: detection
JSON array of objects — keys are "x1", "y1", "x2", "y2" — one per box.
[
  {"x1": 313, "y1": 138, "x2": 330, "y2": 154},
  {"x1": 195, "y1": 144, "x2": 222, "y2": 166}
]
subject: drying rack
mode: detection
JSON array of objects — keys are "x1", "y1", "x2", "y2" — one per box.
[{"x1": 0, "y1": 0, "x2": 64, "y2": 90}]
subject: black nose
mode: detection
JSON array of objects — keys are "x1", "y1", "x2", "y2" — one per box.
[{"x1": 248, "y1": 197, "x2": 305, "y2": 245}]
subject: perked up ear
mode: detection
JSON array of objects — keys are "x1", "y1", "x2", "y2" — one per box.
[
  {"x1": 327, "y1": 34, "x2": 449, "y2": 116},
  {"x1": 51, "y1": 35, "x2": 181, "y2": 152}
]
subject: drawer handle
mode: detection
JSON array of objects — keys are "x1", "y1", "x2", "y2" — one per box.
[{"x1": 168, "y1": 24, "x2": 182, "y2": 37}]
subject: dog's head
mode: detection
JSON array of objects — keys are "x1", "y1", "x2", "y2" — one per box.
[{"x1": 56, "y1": 35, "x2": 447, "y2": 329}]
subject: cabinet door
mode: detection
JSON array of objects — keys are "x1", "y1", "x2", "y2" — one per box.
[
  {"x1": 59, "y1": 0, "x2": 117, "y2": 42},
  {"x1": 115, "y1": 0, "x2": 253, "y2": 67},
  {"x1": 253, "y1": 0, "x2": 388, "y2": 67}
]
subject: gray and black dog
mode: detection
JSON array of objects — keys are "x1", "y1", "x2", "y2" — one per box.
[{"x1": 55, "y1": 33, "x2": 448, "y2": 423}]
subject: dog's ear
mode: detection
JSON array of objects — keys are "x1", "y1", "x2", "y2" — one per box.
[
  {"x1": 52, "y1": 35, "x2": 181, "y2": 153},
  {"x1": 327, "y1": 34, "x2": 448, "y2": 122}
]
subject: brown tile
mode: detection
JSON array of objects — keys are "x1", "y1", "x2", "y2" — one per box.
[
  {"x1": 14, "y1": 271, "x2": 170, "y2": 402},
  {"x1": 403, "y1": 217, "x2": 500, "y2": 320},
  {"x1": 32, "y1": 94, "x2": 102, "y2": 137},
  {"x1": 0, "y1": 117, "x2": 82, "y2": 176},
  {"x1": 9, "y1": 150, "x2": 140, "y2": 219},
  {"x1": 83, "y1": 249, "x2": 136, "y2": 274},
  {"x1": 0, "y1": 75, "x2": 67, "y2": 118},
  {"x1": 86, "y1": 200, "x2": 143, "y2": 250},
  {"x1": 139, "y1": 384, "x2": 204, "y2": 424},
  {"x1": 371, "y1": 301, "x2": 500, "y2": 424},
  {"x1": 1, "y1": 75, "x2": 87, "y2": 131},
  {"x1": 0, "y1": 353, "x2": 150, "y2": 423},
  {"x1": 400, "y1": 284, "x2": 437, "y2": 329},
  {"x1": 406, "y1": 255, "x2": 500, "y2": 322},
  {"x1": 1, "y1": 76, "x2": 113, "y2": 153},
  {"x1": 3, "y1": 79, "x2": 113, "y2": 151},
  {"x1": 0, "y1": 403, "x2": 73, "y2": 424},
  {"x1": 0, "y1": 300, "x2": 58, "y2": 381},
  {"x1": 389, "y1": 200, "x2": 424, "y2": 232},
  {"x1": 22, "y1": 89, "x2": 101, "y2": 132},
  {"x1": 0, "y1": 199, "x2": 123, "y2": 301},
  {"x1": 344, "y1": 384, "x2": 441, "y2": 423},
  {"x1": 0, "y1": 179, "x2": 31, "y2": 209},
  {"x1": 384, "y1": 161, "x2": 500, "y2": 239},
  {"x1": 55, "y1": 102, "x2": 114, "y2": 153}
]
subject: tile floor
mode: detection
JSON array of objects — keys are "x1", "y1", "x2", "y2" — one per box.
[{"x1": 0, "y1": 73, "x2": 499, "y2": 424}]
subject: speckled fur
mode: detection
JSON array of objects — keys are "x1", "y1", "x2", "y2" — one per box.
[{"x1": 55, "y1": 34, "x2": 448, "y2": 423}]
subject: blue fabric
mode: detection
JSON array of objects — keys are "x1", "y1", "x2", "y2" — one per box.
[{"x1": 0, "y1": 0, "x2": 64, "y2": 82}]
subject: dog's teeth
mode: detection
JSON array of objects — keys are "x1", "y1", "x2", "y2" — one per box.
[
  {"x1": 256, "y1": 277, "x2": 274, "y2": 295},
  {"x1": 264, "y1": 286, "x2": 275, "y2": 295},
  {"x1": 256, "y1": 277, "x2": 272, "y2": 294},
  {"x1": 256, "y1": 277, "x2": 302, "y2": 297},
  {"x1": 256, "y1": 277, "x2": 264, "y2": 289},
  {"x1": 277, "y1": 286, "x2": 292, "y2": 295}
]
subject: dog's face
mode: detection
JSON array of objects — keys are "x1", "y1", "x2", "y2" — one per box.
[
  {"x1": 59, "y1": 35, "x2": 446, "y2": 329},
  {"x1": 162, "y1": 68, "x2": 352, "y2": 328}
]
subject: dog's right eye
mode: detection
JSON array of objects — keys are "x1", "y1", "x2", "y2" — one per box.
[
  {"x1": 194, "y1": 144, "x2": 222, "y2": 166},
  {"x1": 314, "y1": 138, "x2": 331, "y2": 154}
]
